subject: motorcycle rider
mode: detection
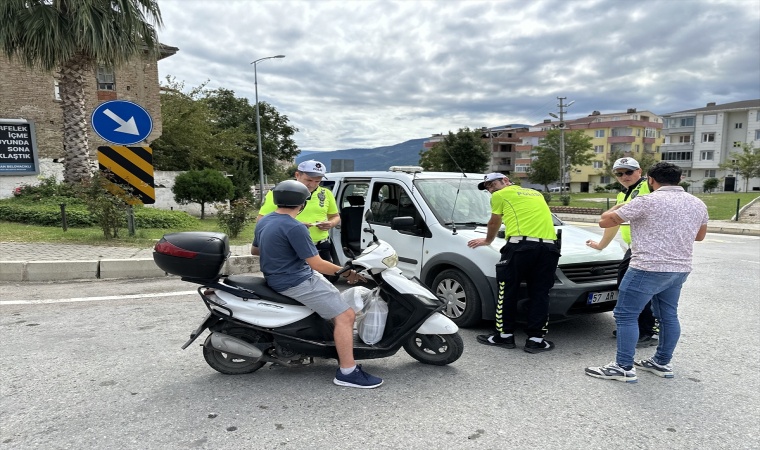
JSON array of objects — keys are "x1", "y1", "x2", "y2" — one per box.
[{"x1": 251, "y1": 180, "x2": 383, "y2": 389}]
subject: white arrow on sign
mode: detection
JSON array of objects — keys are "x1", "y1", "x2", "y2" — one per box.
[{"x1": 103, "y1": 109, "x2": 140, "y2": 135}]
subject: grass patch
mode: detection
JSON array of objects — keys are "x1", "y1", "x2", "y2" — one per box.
[
  {"x1": 547, "y1": 192, "x2": 758, "y2": 220},
  {"x1": 0, "y1": 218, "x2": 257, "y2": 247}
]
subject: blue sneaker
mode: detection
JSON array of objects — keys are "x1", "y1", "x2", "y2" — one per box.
[{"x1": 333, "y1": 365, "x2": 383, "y2": 389}]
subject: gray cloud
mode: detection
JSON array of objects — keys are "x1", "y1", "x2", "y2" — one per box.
[{"x1": 156, "y1": 0, "x2": 760, "y2": 151}]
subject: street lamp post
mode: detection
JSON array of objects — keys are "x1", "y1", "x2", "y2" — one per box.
[{"x1": 251, "y1": 55, "x2": 285, "y2": 204}]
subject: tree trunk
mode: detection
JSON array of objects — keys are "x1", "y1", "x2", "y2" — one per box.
[
  {"x1": 200, "y1": 202, "x2": 205, "y2": 220},
  {"x1": 59, "y1": 53, "x2": 93, "y2": 183}
]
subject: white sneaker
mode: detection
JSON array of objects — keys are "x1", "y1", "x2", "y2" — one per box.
[
  {"x1": 585, "y1": 362, "x2": 638, "y2": 383},
  {"x1": 634, "y1": 358, "x2": 674, "y2": 378}
]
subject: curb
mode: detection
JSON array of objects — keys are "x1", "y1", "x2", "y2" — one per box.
[{"x1": 0, "y1": 255, "x2": 260, "y2": 283}]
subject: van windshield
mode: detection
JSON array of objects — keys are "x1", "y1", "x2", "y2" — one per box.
[{"x1": 414, "y1": 178, "x2": 491, "y2": 226}]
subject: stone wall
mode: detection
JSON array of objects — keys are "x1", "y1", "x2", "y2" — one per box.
[
  {"x1": 549, "y1": 206, "x2": 604, "y2": 215},
  {"x1": 0, "y1": 53, "x2": 165, "y2": 161}
]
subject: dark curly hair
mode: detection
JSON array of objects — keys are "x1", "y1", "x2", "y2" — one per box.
[{"x1": 647, "y1": 162, "x2": 682, "y2": 185}]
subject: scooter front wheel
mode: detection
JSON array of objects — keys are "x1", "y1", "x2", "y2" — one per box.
[
  {"x1": 202, "y1": 328, "x2": 268, "y2": 375},
  {"x1": 403, "y1": 332, "x2": 464, "y2": 366}
]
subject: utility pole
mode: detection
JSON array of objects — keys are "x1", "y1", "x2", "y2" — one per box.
[{"x1": 555, "y1": 97, "x2": 574, "y2": 193}]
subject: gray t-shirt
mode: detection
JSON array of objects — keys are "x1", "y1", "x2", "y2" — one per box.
[
  {"x1": 253, "y1": 213, "x2": 318, "y2": 291},
  {"x1": 616, "y1": 186, "x2": 708, "y2": 272}
]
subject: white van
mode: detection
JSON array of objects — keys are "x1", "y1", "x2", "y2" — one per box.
[
  {"x1": 549, "y1": 186, "x2": 568, "y2": 193},
  {"x1": 321, "y1": 167, "x2": 623, "y2": 327}
]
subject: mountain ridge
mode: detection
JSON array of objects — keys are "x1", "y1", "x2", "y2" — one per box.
[{"x1": 296, "y1": 138, "x2": 429, "y2": 171}]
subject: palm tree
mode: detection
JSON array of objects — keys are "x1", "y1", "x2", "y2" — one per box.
[{"x1": 0, "y1": 0, "x2": 162, "y2": 182}]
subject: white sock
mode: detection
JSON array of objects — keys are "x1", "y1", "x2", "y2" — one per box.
[
  {"x1": 340, "y1": 365, "x2": 356, "y2": 375},
  {"x1": 529, "y1": 337, "x2": 543, "y2": 343},
  {"x1": 499, "y1": 333, "x2": 513, "y2": 338}
]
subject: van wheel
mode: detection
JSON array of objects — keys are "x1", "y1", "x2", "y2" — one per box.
[{"x1": 432, "y1": 269, "x2": 481, "y2": 327}]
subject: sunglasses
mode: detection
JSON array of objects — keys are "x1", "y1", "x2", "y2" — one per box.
[{"x1": 614, "y1": 170, "x2": 635, "y2": 177}]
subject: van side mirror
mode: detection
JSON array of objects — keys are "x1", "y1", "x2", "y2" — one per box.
[
  {"x1": 391, "y1": 216, "x2": 415, "y2": 231},
  {"x1": 364, "y1": 210, "x2": 374, "y2": 222}
]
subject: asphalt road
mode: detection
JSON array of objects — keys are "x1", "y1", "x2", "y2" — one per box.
[{"x1": 1, "y1": 230, "x2": 759, "y2": 449}]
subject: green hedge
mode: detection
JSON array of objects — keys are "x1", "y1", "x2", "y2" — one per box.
[
  {"x1": 134, "y1": 207, "x2": 198, "y2": 228},
  {"x1": 0, "y1": 203, "x2": 197, "y2": 229},
  {"x1": 0, "y1": 203, "x2": 94, "y2": 227}
]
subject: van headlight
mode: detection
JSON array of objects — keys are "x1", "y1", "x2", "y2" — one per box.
[{"x1": 382, "y1": 253, "x2": 398, "y2": 268}]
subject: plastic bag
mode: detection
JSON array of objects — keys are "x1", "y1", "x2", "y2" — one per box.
[
  {"x1": 355, "y1": 288, "x2": 388, "y2": 345},
  {"x1": 340, "y1": 286, "x2": 370, "y2": 313}
]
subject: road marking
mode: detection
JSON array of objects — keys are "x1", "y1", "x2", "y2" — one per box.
[{"x1": 1, "y1": 290, "x2": 197, "y2": 306}]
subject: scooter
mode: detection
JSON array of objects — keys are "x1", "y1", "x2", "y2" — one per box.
[{"x1": 153, "y1": 217, "x2": 463, "y2": 375}]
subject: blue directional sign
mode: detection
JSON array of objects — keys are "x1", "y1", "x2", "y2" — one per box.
[{"x1": 91, "y1": 100, "x2": 153, "y2": 146}]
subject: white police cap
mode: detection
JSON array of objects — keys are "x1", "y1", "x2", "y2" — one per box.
[{"x1": 297, "y1": 160, "x2": 327, "y2": 178}]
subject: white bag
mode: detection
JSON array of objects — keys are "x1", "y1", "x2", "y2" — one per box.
[
  {"x1": 340, "y1": 286, "x2": 370, "y2": 313},
  {"x1": 356, "y1": 288, "x2": 388, "y2": 345}
]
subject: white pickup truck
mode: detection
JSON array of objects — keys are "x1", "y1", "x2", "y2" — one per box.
[{"x1": 320, "y1": 167, "x2": 625, "y2": 327}]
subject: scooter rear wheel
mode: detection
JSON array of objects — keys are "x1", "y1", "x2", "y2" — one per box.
[
  {"x1": 403, "y1": 332, "x2": 464, "y2": 366},
  {"x1": 202, "y1": 328, "x2": 268, "y2": 375}
]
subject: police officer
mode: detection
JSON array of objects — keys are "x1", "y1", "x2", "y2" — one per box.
[
  {"x1": 257, "y1": 160, "x2": 340, "y2": 263},
  {"x1": 586, "y1": 157, "x2": 658, "y2": 346},
  {"x1": 468, "y1": 173, "x2": 561, "y2": 353}
]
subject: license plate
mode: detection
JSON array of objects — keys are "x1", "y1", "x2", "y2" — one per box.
[{"x1": 587, "y1": 290, "x2": 618, "y2": 304}]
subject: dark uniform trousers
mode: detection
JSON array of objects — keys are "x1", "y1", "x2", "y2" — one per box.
[
  {"x1": 495, "y1": 240, "x2": 561, "y2": 338},
  {"x1": 316, "y1": 239, "x2": 333, "y2": 264},
  {"x1": 617, "y1": 248, "x2": 657, "y2": 336}
]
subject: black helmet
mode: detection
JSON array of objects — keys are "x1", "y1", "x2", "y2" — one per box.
[{"x1": 272, "y1": 180, "x2": 310, "y2": 207}]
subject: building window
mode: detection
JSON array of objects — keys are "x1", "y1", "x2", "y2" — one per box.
[
  {"x1": 54, "y1": 80, "x2": 61, "y2": 101},
  {"x1": 735, "y1": 123, "x2": 743, "y2": 129},
  {"x1": 594, "y1": 145, "x2": 604, "y2": 153},
  {"x1": 663, "y1": 152, "x2": 692, "y2": 161},
  {"x1": 702, "y1": 133, "x2": 715, "y2": 142},
  {"x1": 755, "y1": 130, "x2": 760, "y2": 140},
  {"x1": 593, "y1": 161, "x2": 603, "y2": 169},
  {"x1": 700, "y1": 151, "x2": 714, "y2": 161},
  {"x1": 600, "y1": 176, "x2": 610, "y2": 184},
  {"x1": 657, "y1": 130, "x2": 661, "y2": 138},
  {"x1": 632, "y1": 115, "x2": 639, "y2": 120},
  {"x1": 733, "y1": 141, "x2": 742, "y2": 147},
  {"x1": 684, "y1": 170, "x2": 691, "y2": 177},
  {"x1": 595, "y1": 130, "x2": 605, "y2": 138},
  {"x1": 515, "y1": 163, "x2": 530, "y2": 173},
  {"x1": 704, "y1": 170, "x2": 716, "y2": 178},
  {"x1": 636, "y1": 129, "x2": 641, "y2": 137},
  {"x1": 613, "y1": 116, "x2": 621, "y2": 121},
  {"x1": 679, "y1": 135, "x2": 692, "y2": 143},
  {"x1": 97, "y1": 66, "x2": 116, "y2": 91},
  {"x1": 596, "y1": 118, "x2": 603, "y2": 122},
  {"x1": 680, "y1": 117, "x2": 695, "y2": 127},
  {"x1": 655, "y1": 146, "x2": 660, "y2": 153},
  {"x1": 635, "y1": 144, "x2": 640, "y2": 152},
  {"x1": 644, "y1": 127, "x2": 657, "y2": 138},
  {"x1": 703, "y1": 114, "x2": 717, "y2": 125}
]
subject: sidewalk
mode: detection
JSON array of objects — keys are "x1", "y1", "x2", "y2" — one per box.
[
  {"x1": 555, "y1": 213, "x2": 760, "y2": 236},
  {"x1": 2, "y1": 219, "x2": 758, "y2": 283}
]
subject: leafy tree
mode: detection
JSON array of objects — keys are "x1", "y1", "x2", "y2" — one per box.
[
  {"x1": 636, "y1": 151, "x2": 658, "y2": 176},
  {"x1": 718, "y1": 143, "x2": 760, "y2": 192},
  {"x1": 702, "y1": 177, "x2": 720, "y2": 194},
  {"x1": 172, "y1": 169, "x2": 234, "y2": 219},
  {"x1": 418, "y1": 128, "x2": 490, "y2": 173},
  {"x1": 228, "y1": 160, "x2": 256, "y2": 203},
  {"x1": 151, "y1": 78, "x2": 250, "y2": 171},
  {"x1": 1, "y1": 0, "x2": 163, "y2": 182},
  {"x1": 528, "y1": 129, "x2": 594, "y2": 191},
  {"x1": 269, "y1": 162, "x2": 299, "y2": 185}
]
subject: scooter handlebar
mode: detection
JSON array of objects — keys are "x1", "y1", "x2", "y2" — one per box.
[{"x1": 334, "y1": 259, "x2": 354, "y2": 277}]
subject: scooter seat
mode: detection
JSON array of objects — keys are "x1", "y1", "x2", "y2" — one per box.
[{"x1": 223, "y1": 275, "x2": 305, "y2": 306}]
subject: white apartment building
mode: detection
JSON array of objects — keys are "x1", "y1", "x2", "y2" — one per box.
[{"x1": 660, "y1": 99, "x2": 760, "y2": 193}]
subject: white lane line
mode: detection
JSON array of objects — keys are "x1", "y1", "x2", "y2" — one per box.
[{"x1": 1, "y1": 290, "x2": 197, "y2": 305}]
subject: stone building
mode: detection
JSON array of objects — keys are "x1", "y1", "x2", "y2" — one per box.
[{"x1": 0, "y1": 45, "x2": 178, "y2": 197}]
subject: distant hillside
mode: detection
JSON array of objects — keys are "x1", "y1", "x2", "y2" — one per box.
[{"x1": 296, "y1": 138, "x2": 428, "y2": 171}]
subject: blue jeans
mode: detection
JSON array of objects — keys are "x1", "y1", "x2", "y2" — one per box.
[{"x1": 614, "y1": 268, "x2": 690, "y2": 368}]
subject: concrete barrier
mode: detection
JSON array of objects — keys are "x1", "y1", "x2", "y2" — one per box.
[
  {"x1": 223, "y1": 255, "x2": 260, "y2": 275},
  {"x1": 25, "y1": 260, "x2": 98, "y2": 281},
  {"x1": 0, "y1": 261, "x2": 25, "y2": 282},
  {"x1": 100, "y1": 258, "x2": 167, "y2": 279}
]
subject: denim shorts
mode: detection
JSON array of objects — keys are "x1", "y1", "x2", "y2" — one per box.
[{"x1": 278, "y1": 272, "x2": 348, "y2": 320}]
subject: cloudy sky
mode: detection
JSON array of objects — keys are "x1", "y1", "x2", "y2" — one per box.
[{"x1": 156, "y1": 0, "x2": 760, "y2": 152}]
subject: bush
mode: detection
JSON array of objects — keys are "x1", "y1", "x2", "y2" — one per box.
[
  {"x1": 605, "y1": 181, "x2": 624, "y2": 192},
  {"x1": 703, "y1": 177, "x2": 720, "y2": 194},
  {"x1": 11, "y1": 174, "x2": 76, "y2": 199},
  {"x1": 0, "y1": 203, "x2": 94, "y2": 227},
  {"x1": 173, "y1": 169, "x2": 234, "y2": 219},
  {"x1": 679, "y1": 181, "x2": 691, "y2": 192},
  {"x1": 594, "y1": 185, "x2": 607, "y2": 193},
  {"x1": 541, "y1": 192, "x2": 552, "y2": 203},
  {"x1": 560, "y1": 195, "x2": 571, "y2": 206},
  {"x1": 134, "y1": 207, "x2": 198, "y2": 229},
  {"x1": 216, "y1": 198, "x2": 253, "y2": 238}
]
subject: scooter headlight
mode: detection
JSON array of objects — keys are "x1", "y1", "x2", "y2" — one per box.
[{"x1": 382, "y1": 252, "x2": 398, "y2": 268}]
